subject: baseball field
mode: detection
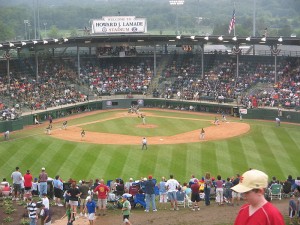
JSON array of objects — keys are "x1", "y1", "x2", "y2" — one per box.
[{"x1": 0, "y1": 109, "x2": 299, "y2": 183}]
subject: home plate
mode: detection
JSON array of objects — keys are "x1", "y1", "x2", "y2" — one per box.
[{"x1": 160, "y1": 139, "x2": 164, "y2": 141}]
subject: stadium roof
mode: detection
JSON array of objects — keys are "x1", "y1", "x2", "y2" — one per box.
[{"x1": 0, "y1": 34, "x2": 299, "y2": 51}]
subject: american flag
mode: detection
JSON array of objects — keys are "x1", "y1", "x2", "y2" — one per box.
[{"x1": 228, "y1": 9, "x2": 235, "y2": 34}]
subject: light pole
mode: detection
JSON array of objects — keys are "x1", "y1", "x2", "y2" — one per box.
[
  {"x1": 169, "y1": 0, "x2": 184, "y2": 35},
  {"x1": 24, "y1": 20, "x2": 29, "y2": 40},
  {"x1": 44, "y1": 22, "x2": 47, "y2": 38}
]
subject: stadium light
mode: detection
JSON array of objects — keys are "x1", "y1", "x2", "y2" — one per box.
[
  {"x1": 246, "y1": 37, "x2": 251, "y2": 41},
  {"x1": 176, "y1": 35, "x2": 181, "y2": 39},
  {"x1": 232, "y1": 36, "x2": 237, "y2": 41},
  {"x1": 64, "y1": 38, "x2": 68, "y2": 42},
  {"x1": 278, "y1": 37, "x2": 283, "y2": 42},
  {"x1": 53, "y1": 39, "x2": 58, "y2": 43},
  {"x1": 21, "y1": 41, "x2": 26, "y2": 46},
  {"x1": 43, "y1": 40, "x2": 48, "y2": 44},
  {"x1": 9, "y1": 43, "x2": 14, "y2": 47},
  {"x1": 33, "y1": 40, "x2": 38, "y2": 44},
  {"x1": 261, "y1": 37, "x2": 266, "y2": 42},
  {"x1": 190, "y1": 35, "x2": 195, "y2": 40},
  {"x1": 169, "y1": 0, "x2": 185, "y2": 35},
  {"x1": 218, "y1": 36, "x2": 223, "y2": 41},
  {"x1": 204, "y1": 36, "x2": 209, "y2": 41},
  {"x1": 0, "y1": 44, "x2": 3, "y2": 47}
]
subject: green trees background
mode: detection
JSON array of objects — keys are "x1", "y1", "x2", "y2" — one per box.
[{"x1": 0, "y1": 0, "x2": 300, "y2": 41}]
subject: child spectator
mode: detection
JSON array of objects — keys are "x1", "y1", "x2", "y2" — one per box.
[
  {"x1": 84, "y1": 196, "x2": 96, "y2": 225},
  {"x1": 289, "y1": 195, "x2": 297, "y2": 224},
  {"x1": 121, "y1": 194, "x2": 132, "y2": 225}
]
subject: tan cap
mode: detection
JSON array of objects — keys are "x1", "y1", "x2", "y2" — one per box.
[{"x1": 231, "y1": 169, "x2": 268, "y2": 193}]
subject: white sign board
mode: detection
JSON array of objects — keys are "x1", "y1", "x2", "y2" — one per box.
[
  {"x1": 239, "y1": 108, "x2": 248, "y2": 114},
  {"x1": 91, "y1": 16, "x2": 147, "y2": 34}
]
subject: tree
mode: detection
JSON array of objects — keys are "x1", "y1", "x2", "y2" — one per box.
[
  {"x1": 0, "y1": 21, "x2": 14, "y2": 41},
  {"x1": 47, "y1": 25, "x2": 60, "y2": 39}
]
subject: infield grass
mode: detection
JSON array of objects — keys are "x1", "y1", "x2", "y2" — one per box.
[{"x1": 0, "y1": 109, "x2": 299, "y2": 183}]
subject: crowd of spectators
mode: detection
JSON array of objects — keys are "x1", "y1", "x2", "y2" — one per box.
[
  {"x1": 0, "y1": 54, "x2": 299, "y2": 114},
  {"x1": 159, "y1": 55, "x2": 300, "y2": 110}
]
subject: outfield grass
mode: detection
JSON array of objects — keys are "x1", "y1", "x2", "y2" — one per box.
[{"x1": 0, "y1": 109, "x2": 299, "y2": 184}]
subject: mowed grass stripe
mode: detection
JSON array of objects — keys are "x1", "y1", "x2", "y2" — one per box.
[
  {"x1": 103, "y1": 146, "x2": 128, "y2": 180},
  {"x1": 228, "y1": 139, "x2": 248, "y2": 174},
  {"x1": 240, "y1": 136, "x2": 266, "y2": 172},
  {"x1": 215, "y1": 141, "x2": 234, "y2": 177},
  {"x1": 252, "y1": 126, "x2": 284, "y2": 177},
  {"x1": 70, "y1": 144, "x2": 100, "y2": 179},
  {"x1": 185, "y1": 143, "x2": 203, "y2": 179},
  {"x1": 0, "y1": 140, "x2": 35, "y2": 175},
  {"x1": 266, "y1": 127, "x2": 297, "y2": 177},
  {"x1": 46, "y1": 141, "x2": 79, "y2": 177},
  {"x1": 155, "y1": 145, "x2": 173, "y2": 179},
  {"x1": 120, "y1": 145, "x2": 143, "y2": 179},
  {"x1": 55, "y1": 143, "x2": 85, "y2": 179}
]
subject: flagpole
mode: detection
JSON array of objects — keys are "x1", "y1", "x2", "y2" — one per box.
[{"x1": 233, "y1": 1, "x2": 236, "y2": 36}]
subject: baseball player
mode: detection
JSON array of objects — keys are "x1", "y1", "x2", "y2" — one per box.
[
  {"x1": 214, "y1": 117, "x2": 219, "y2": 125},
  {"x1": 4, "y1": 130, "x2": 9, "y2": 140},
  {"x1": 142, "y1": 137, "x2": 147, "y2": 150},
  {"x1": 45, "y1": 124, "x2": 52, "y2": 135},
  {"x1": 81, "y1": 129, "x2": 86, "y2": 140},
  {"x1": 200, "y1": 128, "x2": 205, "y2": 139},
  {"x1": 141, "y1": 114, "x2": 146, "y2": 125},
  {"x1": 222, "y1": 112, "x2": 227, "y2": 122},
  {"x1": 62, "y1": 121, "x2": 68, "y2": 130},
  {"x1": 275, "y1": 117, "x2": 280, "y2": 126}
]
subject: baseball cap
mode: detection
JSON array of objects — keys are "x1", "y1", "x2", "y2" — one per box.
[
  {"x1": 41, "y1": 167, "x2": 45, "y2": 171},
  {"x1": 231, "y1": 169, "x2": 268, "y2": 193},
  {"x1": 148, "y1": 175, "x2": 152, "y2": 180},
  {"x1": 86, "y1": 196, "x2": 91, "y2": 201}
]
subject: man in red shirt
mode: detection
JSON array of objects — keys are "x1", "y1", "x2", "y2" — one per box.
[
  {"x1": 94, "y1": 179, "x2": 110, "y2": 216},
  {"x1": 190, "y1": 179, "x2": 200, "y2": 211},
  {"x1": 231, "y1": 169, "x2": 285, "y2": 225},
  {"x1": 24, "y1": 170, "x2": 33, "y2": 199}
]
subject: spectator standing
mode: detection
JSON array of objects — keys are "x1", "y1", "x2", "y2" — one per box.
[
  {"x1": 27, "y1": 197, "x2": 38, "y2": 225},
  {"x1": 79, "y1": 180, "x2": 90, "y2": 217},
  {"x1": 41, "y1": 204, "x2": 51, "y2": 225},
  {"x1": 215, "y1": 175, "x2": 224, "y2": 206},
  {"x1": 53, "y1": 175, "x2": 64, "y2": 206},
  {"x1": 144, "y1": 175, "x2": 157, "y2": 212},
  {"x1": 11, "y1": 166, "x2": 22, "y2": 200},
  {"x1": 66, "y1": 182, "x2": 81, "y2": 221},
  {"x1": 190, "y1": 179, "x2": 200, "y2": 211},
  {"x1": 24, "y1": 170, "x2": 33, "y2": 199},
  {"x1": 38, "y1": 167, "x2": 48, "y2": 197},
  {"x1": 289, "y1": 195, "x2": 297, "y2": 224},
  {"x1": 224, "y1": 178, "x2": 233, "y2": 205},
  {"x1": 158, "y1": 177, "x2": 167, "y2": 209},
  {"x1": 232, "y1": 174, "x2": 241, "y2": 206},
  {"x1": 93, "y1": 179, "x2": 110, "y2": 216},
  {"x1": 165, "y1": 174, "x2": 180, "y2": 211},
  {"x1": 204, "y1": 172, "x2": 213, "y2": 206},
  {"x1": 231, "y1": 169, "x2": 285, "y2": 225},
  {"x1": 84, "y1": 196, "x2": 96, "y2": 225},
  {"x1": 40, "y1": 193, "x2": 50, "y2": 225}
]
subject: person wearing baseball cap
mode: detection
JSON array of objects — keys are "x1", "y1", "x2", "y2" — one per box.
[
  {"x1": 121, "y1": 194, "x2": 132, "y2": 225},
  {"x1": 84, "y1": 196, "x2": 96, "y2": 225},
  {"x1": 232, "y1": 169, "x2": 284, "y2": 225}
]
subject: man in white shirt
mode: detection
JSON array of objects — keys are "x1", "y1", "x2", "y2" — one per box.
[{"x1": 165, "y1": 174, "x2": 180, "y2": 210}]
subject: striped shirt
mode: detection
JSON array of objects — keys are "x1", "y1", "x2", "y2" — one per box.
[{"x1": 27, "y1": 201, "x2": 37, "y2": 218}]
